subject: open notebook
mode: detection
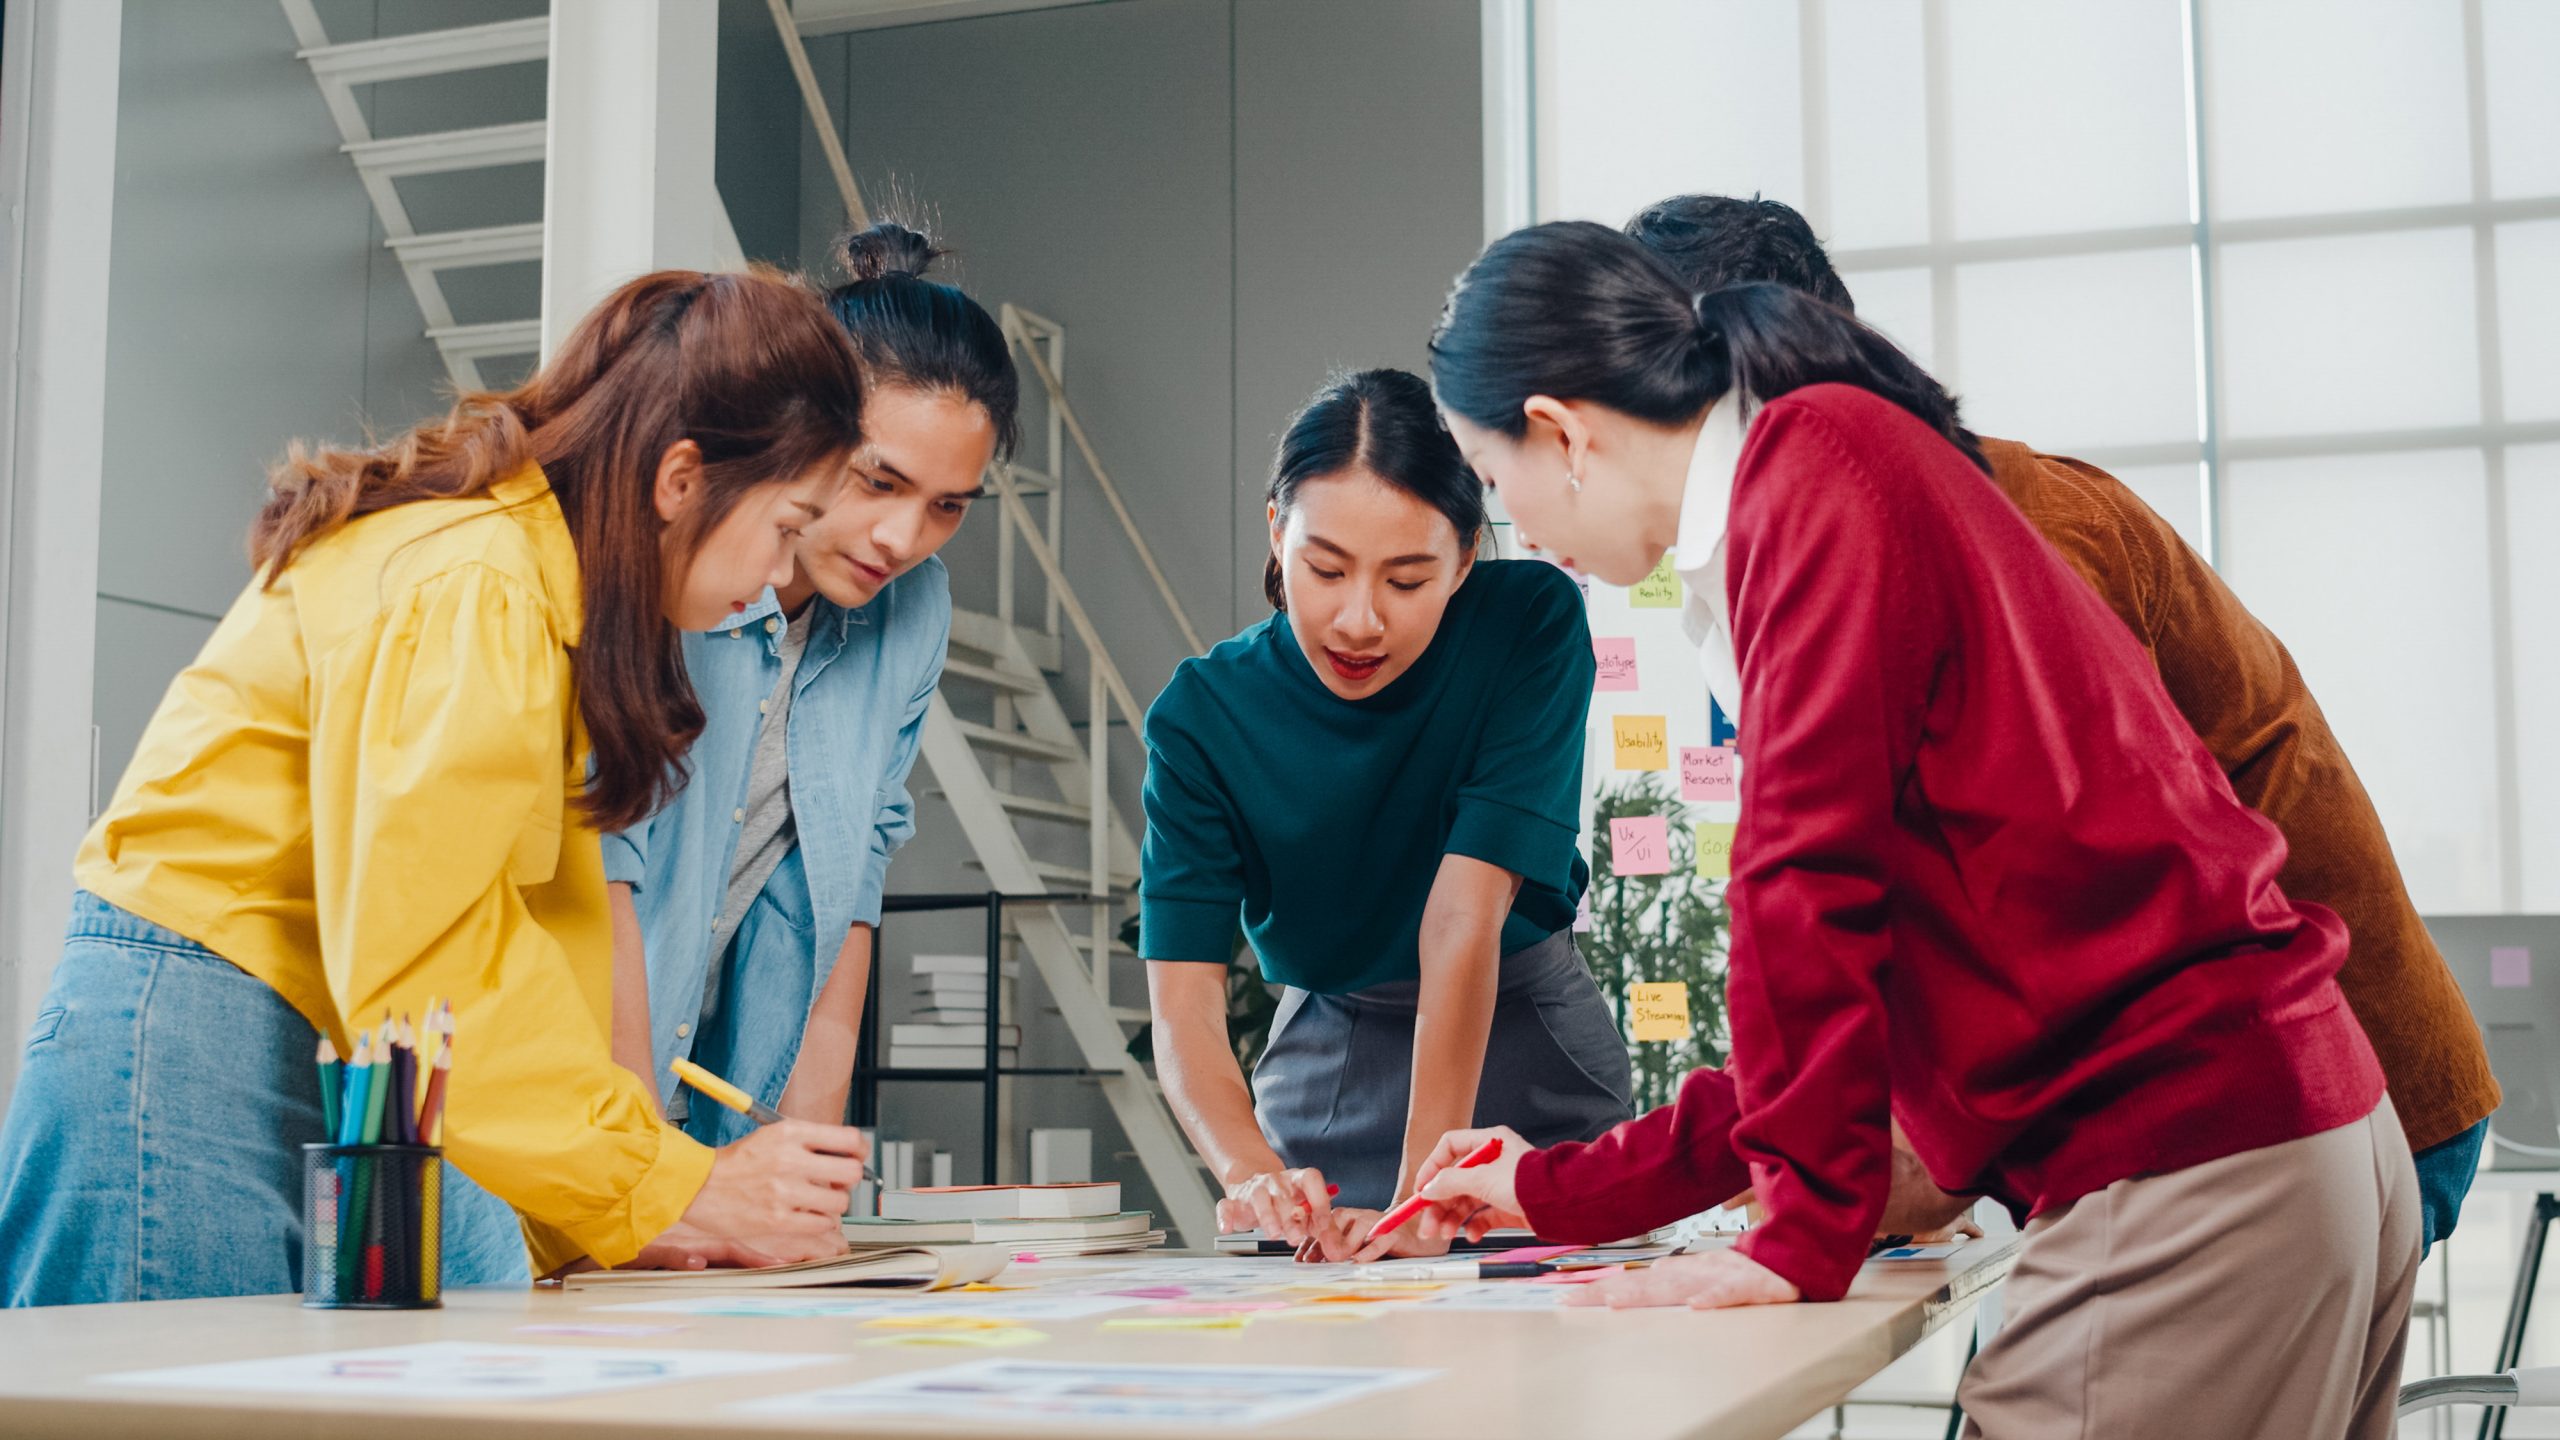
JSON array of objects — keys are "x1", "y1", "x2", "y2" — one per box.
[{"x1": 558, "y1": 1244, "x2": 1009, "y2": 1292}]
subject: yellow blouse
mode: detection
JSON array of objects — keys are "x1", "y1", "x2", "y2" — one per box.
[{"x1": 77, "y1": 464, "x2": 713, "y2": 1273}]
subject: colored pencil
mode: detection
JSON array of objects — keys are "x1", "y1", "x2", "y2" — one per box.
[
  {"x1": 359, "y1": 1032, "x2": 391, "y2": 1145},
  {"x1": 417, "y1": 1037, "x2": 451, "y2": 1149},
  {"x1": 316, "y1": 1037, "x2": 342, "y2": 1140}
]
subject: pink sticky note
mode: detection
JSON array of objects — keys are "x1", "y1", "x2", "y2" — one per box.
[
  {"x1": 1108, "y1": 1286, "x2": 1192, "y2": 1301},
  {"x1": 1574, "y1": 891, "x2": 1592, "y2": 933},
  {"x1": 2494, "y1": 947, "x2": 2533, "y2": 989},
  {"x1": 1680, "y1": 745, "x2": 1738, "y2": 801},
  {"x1": 1530, "y1": 1267, "x2": 1613, "y2": 1285},
  {"x1": 1609, "y1": 816, "x2": 1670, "y2": 876},
  {"x1": 1593, "y1": 637, "x2": 1639, "y2": 693}
]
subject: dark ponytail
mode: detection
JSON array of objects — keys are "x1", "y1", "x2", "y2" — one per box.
[
  {"x1": 1429, "y1": 220, "x2": 1985, "y2": 474},
  {"x1": 1264, "y1": 368, "x2": 1486, "y2": 611},
  {"x1": 828, "y1": 220, "x2": 1021, "y2": 458}
]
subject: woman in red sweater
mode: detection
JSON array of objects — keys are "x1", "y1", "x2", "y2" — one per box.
[{"x1": 1413, "y1": 221, "x2": 2417, "y2": 1439}]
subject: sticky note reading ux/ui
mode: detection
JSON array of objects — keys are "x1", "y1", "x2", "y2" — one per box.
[
  {"x1": 2495, "y1": 947, "x2": 2533, "y2": 989},
  {"x1": 1696, "y1": 822, "x2": 1736, "y2": 880},
  {"x1": 1609, "y1": 816, "x2": 1669, "y2": 876},
  {"x1": 1593, "y1": 638, "x2": 1639, "y2": 693},
  {"x1": 1630, "y1": 558, "x2": 1682, "y2": 609},
  {"x1": 1630, "y1": 983, "x2": 1690, "y2": 1042},
  {"x1": 1613, "y1": 715, "x2": 1669, "y2": 770},
  {"x1": 1681, "y1": 745, "x2": 1737, "y2": 801}
]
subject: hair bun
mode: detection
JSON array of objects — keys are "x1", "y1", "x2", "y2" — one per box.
[{"x1": 839, "y1": 220, "x2": 945, "y2": 284}]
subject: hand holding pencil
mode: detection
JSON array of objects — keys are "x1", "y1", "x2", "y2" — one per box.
[
  {"x1": 1359, "y1": 1124, "x2": 1535, "y2": 1261},
  {"x1": 658, "y1": 1056, "x2": 871, "y2": 1268}
]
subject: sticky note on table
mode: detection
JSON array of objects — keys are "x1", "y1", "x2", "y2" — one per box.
[
  {"x1": 1696, "y1": 822, "x2": 1736, "y2": 880},
  {"x1": 1630, "y1": 982, "x2": 1690, "y2": 1042},
  {"x1": 1631, "y1": 557, "x2": 1682, "y2": 608},
  {"x1": 1613, "y1": 715, "x2": 1669, "y2": 770},
  {"x1": 2495, "y1": 947, "x2": 2533, "y2": 989},
  {"x1": 1680, "y1": 745, "x2": 1738, "y2": 801},
  {"x1": 1593, "y1": 637, "x2": 1639, "y2": 692},
  {"x1": 1609, "y1": 816, "x2": 1669, "y2": 876}
]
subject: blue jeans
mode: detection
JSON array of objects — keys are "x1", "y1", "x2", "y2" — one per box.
[
  {"x1": 0, "y1": 893, "x2": 528, "y2": 1306},
  {"x1": 2413, "y1": 1117, "x2": 2488, "y2": 1257}
]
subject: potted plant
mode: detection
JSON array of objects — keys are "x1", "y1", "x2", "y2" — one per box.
[{"x1": 1580, "y1": 772, "x2": 1732, "y2": 1112}]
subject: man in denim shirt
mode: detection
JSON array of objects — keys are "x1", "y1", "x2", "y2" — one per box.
[{"x1": 603, "y1": 221, "x2": 1016, "y2": 1139}]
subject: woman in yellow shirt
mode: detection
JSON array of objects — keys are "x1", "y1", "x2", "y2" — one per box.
[{"x1": 0, "y1": 268, "x2": 877, "y2": 1306}]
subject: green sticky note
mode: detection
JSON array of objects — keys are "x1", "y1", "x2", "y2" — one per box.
[{"x1": 1630, "y1": 558, "x2": 1682, "y2": 609}]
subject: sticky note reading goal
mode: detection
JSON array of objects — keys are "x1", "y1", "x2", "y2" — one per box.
[
  {"x1": 1696, "y1": 822, "x2": 1736, "y2": 880},
  {"x1": 1612, "y1": 715, "x2": 1669, "y2": 770},
  {"x1": 1593, "y1": 638, "x2": 1639, "y2": 693},
  {"x1": 1630, "y1": 983, "x2": 1690, "y2": 1042},
  {"x1": 1630, "y1": 557, "x2": 1682, "y2": 609},
  {"x1": 1680, "y1": 745, "x2": 1738, "y2": 801},
  {"x1": 1609, "y1": 815, "x2": 1670, "y2": 875}
]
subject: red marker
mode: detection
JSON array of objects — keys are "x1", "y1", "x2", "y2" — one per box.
[{"x1": 1363, "y1": 1136, "x2": 1504, "y2": 1246}]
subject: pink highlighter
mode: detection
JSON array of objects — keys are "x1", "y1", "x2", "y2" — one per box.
[{"x1": 1362, "y1": 1136, "x2": 1505, "y2": 1246}]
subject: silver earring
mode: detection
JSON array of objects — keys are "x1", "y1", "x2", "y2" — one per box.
[{"x1": 1567, "y1": 470, "x2": 1583, "y2": 494}]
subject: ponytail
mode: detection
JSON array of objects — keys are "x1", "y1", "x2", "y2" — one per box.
[{"x1": 1429, "y1": 220, "x2": 1984, "y2": 474}]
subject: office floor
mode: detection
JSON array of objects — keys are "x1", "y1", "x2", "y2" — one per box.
[{"x1": 1781, "y1": 1184, "x2": 2560, "y2": 1438}]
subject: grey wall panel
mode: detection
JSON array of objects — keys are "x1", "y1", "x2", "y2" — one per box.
[{"x1": 90, "y1": 598, "x2": 221, "y2": 808}]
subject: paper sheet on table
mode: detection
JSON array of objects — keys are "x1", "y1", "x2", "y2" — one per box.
[
  {"x1": 102, "y1": 1342, "x2": 827, "y2": 1402},
  {"x1": 596, "y1": 1291, "x2": 1144, "y2": 1321},
  {"x1": 738, "y1": 1359, "x2": 1437, "y2": 1426}
]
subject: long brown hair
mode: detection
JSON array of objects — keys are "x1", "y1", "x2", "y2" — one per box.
[{"x1": 251, "y1": 267, "x2": 865, "y2": 831}]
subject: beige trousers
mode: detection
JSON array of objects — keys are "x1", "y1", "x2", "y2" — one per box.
[{"x1": 1959, "y1": 1102, "x2": 2419, "y2": 1440}]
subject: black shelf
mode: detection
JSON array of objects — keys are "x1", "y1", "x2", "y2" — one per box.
[{"x1": 861, "y1": 891, "x2": 1125, "y2": 1183}]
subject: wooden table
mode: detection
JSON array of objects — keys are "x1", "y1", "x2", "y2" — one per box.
[{"x1": 0, "y1": 1242, "x2": 2015, "y2": 1440}]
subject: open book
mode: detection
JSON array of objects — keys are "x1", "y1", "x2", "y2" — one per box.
[{"x1": 558, "y1": 1243, "x2": 1009, "y2": 1292}]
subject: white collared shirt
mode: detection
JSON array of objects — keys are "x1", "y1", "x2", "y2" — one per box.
[{"x1": 1669, "y1": 393, "x2": 1755, "y2": 722}]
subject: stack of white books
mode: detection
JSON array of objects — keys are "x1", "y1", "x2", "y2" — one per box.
[{"x1": 893, "y1": 955, "x2": 1020, "y2": 1070}]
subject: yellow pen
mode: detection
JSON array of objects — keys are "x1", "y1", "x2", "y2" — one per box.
[{"x1": 669, "y1": 1057, "x2": 879, "y2": 1184}]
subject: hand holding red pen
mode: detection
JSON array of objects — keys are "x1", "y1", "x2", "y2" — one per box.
[{"x1": 1352, "y1": 1126, "x2": 1527, "y2": 1262}]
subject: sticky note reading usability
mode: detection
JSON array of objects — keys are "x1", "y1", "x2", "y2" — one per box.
[
  {"x1": 1680, "y1": 745, "x2": 1738, "y2": 801},
  {"x1": 2495, "y1": 947, "x2": 2533, "y2": 989},
  {"x1": 1631, "y1": 557, "x2": 1682, "y2": 609},
  {"x1": 1609, "y1": 816, "x2": 1670, "y2": 876},
  {"x1": 1630, "y1": 983, "x2": 1691, "y2": 1042},
  {"x1": 1696, "y1": 822, "x2": 1736, "y2": 880},
  {"x1": 1613, "y1": 715, "x2": 1669, "y2": 770},
  {"x1": 1593, "y1": 637, "x2": 1639, "y2": 693}
]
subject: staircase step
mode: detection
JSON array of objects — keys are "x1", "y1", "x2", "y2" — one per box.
[
  {"x1": 300, "y1": 17, "x2": 549, "y2": 87},
  {"x1": 1109, "y1": 1005, "x2": 1151, "y2": 1026},
  {"x1": 948, "y1": 608, "x2": 1063, "y2": 674},
  {"x1": 966, "y1": 857, "x2": 1137, "y2": 892},
  {"x1": 427, "y1": 319, "x2": 541, "y2": 363},
  {"x1": 938, "y1": 655, "x2": 1046, "y2": 696},
  {"x1": 990, "y1": 791, "x2": 1093, "y2": 826},
  {"x1": 389, "y1": 222, "x2": 543, "y2": 271},
  {"x1": 949, "y1": 719, "x2": 1080, "y2": 764},
  {"x1": 347, "y1": 121, "x2": 547, "y2": 179}
]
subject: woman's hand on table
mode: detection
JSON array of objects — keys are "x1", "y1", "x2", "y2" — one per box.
[
  {"x1": 677, "y1": 1119, "x2": 868, "y2": 1263},
  {"x1": 1315, "y1": 1207, "x2": 1450, "y2": 1263},
  {"x1": 1219, "y1": 1166, "x2": 1337, "y2": 1247},
  {"x1": 1564, "y1": 1249, "x2": 1801, "y2": 1310},
  {"x1": 624, "y1": 1222, "x2": 790, "y2": 1271}
]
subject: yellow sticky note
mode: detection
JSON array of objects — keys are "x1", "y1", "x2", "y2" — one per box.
[
  {"x1": 861, "y1": 1327, "x2": 1049, "y2": 1349},
  {"x1": 1630, "y1": 557, "x2": 1683, "y2": 609},
  {"x1": 1630, "y1": 983, "x2": 1691, "y2": 1042},
  {"x1": 862, "y1": 1314, "x2": 1020, "y2": 1331},
  {"x1": 1613, "y1": 715, "x2": 1669, "y2": 770},
  {"x1": 1696, "y1": 822, "x2": 1736, "y2": 880},
  {"x1": 1103, "y1": 1314, "x2": 1249, "y2": 1332}
]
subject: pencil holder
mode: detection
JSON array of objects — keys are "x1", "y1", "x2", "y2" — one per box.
[{"x1": 302, "y1": 1142, "x2": 442, "y2": 1310}]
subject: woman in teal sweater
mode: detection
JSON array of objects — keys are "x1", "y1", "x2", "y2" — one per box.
[{"x1": 1140, "y1": 369, "x2": 1632, "y2": 1260}]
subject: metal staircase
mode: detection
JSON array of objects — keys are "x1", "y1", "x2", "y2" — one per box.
[{"x1": 279, "y1": 3, "x2": 1222, "y2": 1248}]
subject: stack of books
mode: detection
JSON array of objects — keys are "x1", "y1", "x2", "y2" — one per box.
[
  {"x1": 845, "y1": 1182, "x2": 1163, "y2": 1260},
  {"x1": 891, "y1": 955, "x2": 1020, "y2": 1070}
]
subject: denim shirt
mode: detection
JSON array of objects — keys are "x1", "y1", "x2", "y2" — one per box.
[{"x1": 602, "y1": 557, "x2": 949, "y2": 1142}]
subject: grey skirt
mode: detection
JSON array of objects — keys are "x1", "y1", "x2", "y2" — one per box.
[{"x1": 1251, "y1": 928, "x2": 1635, "y2": 1210}]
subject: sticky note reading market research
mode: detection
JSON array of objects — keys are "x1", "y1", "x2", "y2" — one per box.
[
  {"x1": 1593, "y1": 637, "x2": 1639, "y2": 693},
  {"x1": 1613, "y1": 715, "x2": 1669, "y2": 770},
  {"x1": 1680, "y1": 745, "x2": 1738, "y2": 801},
  {"x1": 1696, "y1": 822, "x2": 1736, "y2": 880},
  {"x1": 1609, "y1": 816, "x2": 1669, "y2": 875},
  {"x1": 1629, "y1": 983, "x2": 1691, "y2": 1042}
]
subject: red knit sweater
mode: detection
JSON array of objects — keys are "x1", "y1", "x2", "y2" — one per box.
[{"x1": 1518, "y1": 386, "x2": 2382, "y2": 1301}]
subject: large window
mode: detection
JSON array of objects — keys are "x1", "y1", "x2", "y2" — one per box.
[{"x1": 1524, "y1": 0, "x2": 2560, "y2": 912}]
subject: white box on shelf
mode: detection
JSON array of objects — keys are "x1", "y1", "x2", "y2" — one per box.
[{"x1": 1028, "y1": 1128, "x2": 1092, "y2": 1185}]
